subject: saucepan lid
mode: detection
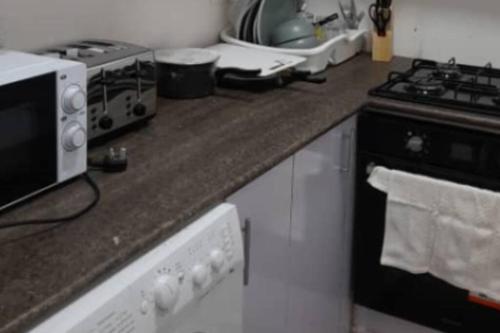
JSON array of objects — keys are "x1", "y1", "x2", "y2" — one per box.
[{"x1": 155, "y1": 48, "x2": 220, "y2": 66}]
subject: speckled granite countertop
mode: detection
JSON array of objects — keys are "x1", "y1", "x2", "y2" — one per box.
[{"x1": 4, "y1": 54, "x2": 498, "y2": 333}]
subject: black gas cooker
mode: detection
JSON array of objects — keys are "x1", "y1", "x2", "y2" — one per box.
[
  {"x1": 356, "y1": 57, "x2": 500, "y2": 333},
  {"x1": 370, "y1": 58, "x2": 500, "y2": 116}
]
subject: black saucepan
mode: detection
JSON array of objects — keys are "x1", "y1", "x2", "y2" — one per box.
[{"x1": 156, "y1": 48, "x2": 221, "y2": 99}]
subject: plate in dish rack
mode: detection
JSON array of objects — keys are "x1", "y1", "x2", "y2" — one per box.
[
  {"x1": 229, "y1": 0, "x2": 260, "y2": 39},
  {"x1": 255, "y1": 0, "x2": 297, "y2": 46},
  {"x1": 242, "y1": 0, "x2": 260, "y2": 42}
]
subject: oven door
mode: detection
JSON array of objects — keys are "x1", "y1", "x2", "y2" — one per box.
[
  {"x1": 353, "y1": 112, "x2": 500, "y2": 333},
  {"x1": 0, "y1": 73, "x2": 58, "y2": 210}
]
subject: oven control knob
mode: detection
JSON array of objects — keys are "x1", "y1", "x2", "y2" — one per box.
[
  {"x1": 406, "y1": 135, "x2": 424, "y2": 153},
  {"x1": 191, "y1": 264, "x2": 209, "y2": 287},
  {"x1": 62, "y1": 85, "x2": 86, "y2": 114},
  {"x1": 62, "y1": 122, "x2": 86, "y2": 151},
  {"x1": 154, "y1": 274, "x2": 180, "y2": 312},
  {"x1": 209, "y1": 249, "x2": 225, "y2": 273}
]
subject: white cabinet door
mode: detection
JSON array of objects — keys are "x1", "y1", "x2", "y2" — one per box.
[
  {"x1": 227, "y1": 157, "x2": 294, "y2": 333},
  {"x1": 287, "y1": 116, "x2": 357, "y2": 333}
]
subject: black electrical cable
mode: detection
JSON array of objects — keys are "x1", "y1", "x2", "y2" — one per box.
[{"x1": 0, "y1": 173, "x2": 101, "y2": 230}]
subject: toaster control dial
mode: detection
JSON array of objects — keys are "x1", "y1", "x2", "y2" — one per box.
[
  {"x1": 98, "y1": 116, "x2": 114, "y2": 130},
  {"x1": 133, "y1": 103, "x2": 147, "y2": 117},
  {"x1": 62, "y1": 85, "x2": 86, "y2": 114},
  {"x1": 62, "y1": 122, "x2": 86, "y2": 151}
]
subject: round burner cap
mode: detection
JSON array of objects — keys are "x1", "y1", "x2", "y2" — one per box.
[{"x1": 406, "y1": 77, "x2": 446, "y2": 96}]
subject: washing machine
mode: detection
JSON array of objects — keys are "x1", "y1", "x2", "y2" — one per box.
[{"x1": 28, "y1": 204, "x2": 244, "y2": 333}]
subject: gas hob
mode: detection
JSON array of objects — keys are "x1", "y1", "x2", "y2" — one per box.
[{"x1": 370, "y1": 58, "x2": 500, "y2": 116}]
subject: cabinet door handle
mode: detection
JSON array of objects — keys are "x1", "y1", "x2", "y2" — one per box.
[
  {"x1": 242, "y1": 218, "x2": 252, "y2": 286},
  {"x1": 341, "y1": 128, "x2": 354, "y2": 173}
]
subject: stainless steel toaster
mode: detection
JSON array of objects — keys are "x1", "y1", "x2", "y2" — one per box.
[{"x1": 39, "y1": 40, "x2": 157, "y2": 144}]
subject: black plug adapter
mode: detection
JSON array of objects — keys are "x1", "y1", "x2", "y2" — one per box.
[{"x1": 88, "y1": 147, "x2": 128, "y2": 173}]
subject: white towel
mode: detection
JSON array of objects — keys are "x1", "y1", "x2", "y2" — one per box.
[{"x1": 368, "y1": 166, "x2": 500, "y2": 301}]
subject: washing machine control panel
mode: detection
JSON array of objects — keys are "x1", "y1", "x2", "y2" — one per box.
[{"x1": 28, "y1": 204, "x2": 244, "y2": 333}]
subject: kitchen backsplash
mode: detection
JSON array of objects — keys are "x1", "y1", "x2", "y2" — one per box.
[
  {"x1": 0, "y1": 0, "x2": 228, "y2": 50},
  {"x1": 392, "y1": 0, "x2": 500, "y2": 66},
  {"x1": 2, "y1": 0, "x2": 499, "y2": 66},
  {"x1": 308, "y1": 0, "x2": 499, "y2": 66}
]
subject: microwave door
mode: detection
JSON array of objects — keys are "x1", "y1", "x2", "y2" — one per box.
[{"x1": 0, "y1": 73, "x2": 58, "y2": 209}]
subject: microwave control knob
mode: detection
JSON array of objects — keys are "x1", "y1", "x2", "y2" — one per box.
[
  {"x1": 191, "y1": 264, "x2": 209, "y2": 287},
  {"x1": 209, "y1": 249, "x2": 225, "y2": 272},
  {"x1": 406, "y1": 135, "x2": 424, "y2": 153},
  {"x1": 62, "y1": 122, "x2": 86, "y2": 151},
  {"x1": 154, "y1": 274, "x2": 180, "y2": 313},
  {"x1": 62, "y1": 85, "x2": 86, "y2": 114}
]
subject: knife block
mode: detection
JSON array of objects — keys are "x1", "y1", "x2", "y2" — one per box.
[{"x1": 372, "y1": 30, "x2": 393, "y2": 62}]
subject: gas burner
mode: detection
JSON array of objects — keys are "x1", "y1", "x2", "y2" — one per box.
[
  {"x1": 433, "y1": 57, "x2": 462, "y2": 80},
  {"x1": 405, "y1": 77, "x2": 446, "y2": 97},
  {"x1": 370, "y1": 57, "x2": 500, "y2": 117}
]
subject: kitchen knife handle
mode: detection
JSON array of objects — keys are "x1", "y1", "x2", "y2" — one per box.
[{"x1": 316, "y1": 12, "x2": 340, "y2": 26}]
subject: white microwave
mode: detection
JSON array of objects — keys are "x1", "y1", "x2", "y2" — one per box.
[{"x1": 0, "y1": 51, "x2": 87, "y2": 211}]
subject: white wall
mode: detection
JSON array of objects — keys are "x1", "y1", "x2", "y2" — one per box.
[
  {"x1": 109, "y1": 0, "x2": 227, "y2": 49},
  {"x1": 2, "y1": 0, "x2": 499, "y2": 66},
  {"x1": 392, "y1": 0, "x2": 500, "y2": 66},
  {"x1": 0, "y1": 0, "x2": 228, "y2": 50},
  {"x1": 0, "y1": 0, "x2": 111, "y2": 49},
  {"x1": 308, "y1": 0, "x2": 500, "y2": 66}
]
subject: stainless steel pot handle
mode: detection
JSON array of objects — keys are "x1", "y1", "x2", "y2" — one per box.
[{"x1": 242, "y1": 218, "x2": 251, "y2": 286}]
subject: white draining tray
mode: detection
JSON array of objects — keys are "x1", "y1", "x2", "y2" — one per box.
[
  {"x1": 207, "y1": 43, "x2": 306, "y2": 77},
  {"x1": 221, "y1": 28, "x2": 351, "y2": 74}
]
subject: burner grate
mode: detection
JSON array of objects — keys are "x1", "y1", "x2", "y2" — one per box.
[
  {"x1": 432, "y1": 58, "x2": 462, "y2": 80},
  {"x1": 370, "y1": 57, "x2": 500, "y2": 116}
]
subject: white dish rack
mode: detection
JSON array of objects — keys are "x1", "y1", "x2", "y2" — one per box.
[
  {"x1": 220, "y1": 28, "x2": 367, "y2": 74},
  {"x1": 330, "y1": 29, "x2": 368, "y2": 65}
]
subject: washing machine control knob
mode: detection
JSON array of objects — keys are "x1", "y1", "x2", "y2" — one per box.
[
  {"x1": 192, "y1": 264, "x2": 209, "y2": 287},
  {"x1": 209, "y1": 249, "x2": 225, "y2": 272},
  {"x1": 154, "y1": 274, "x2": 180, "y2": 312}
]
